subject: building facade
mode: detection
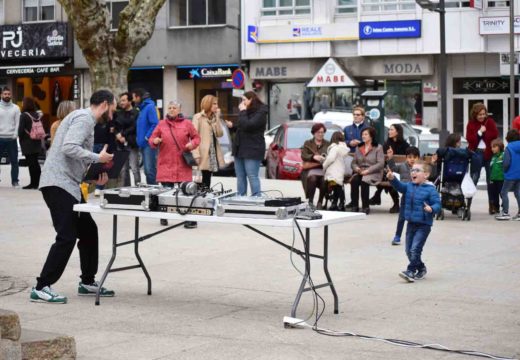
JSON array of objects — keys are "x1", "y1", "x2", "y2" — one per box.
[
  {"x1": 74, "y1": 0, "x2": 241, "y2": 119},
  {"x1": 1, "y1": 0, "x2": 75, "y2": 131},
  {"x1": 241, "y1": 0, "x2": 520, "y2": 137}
]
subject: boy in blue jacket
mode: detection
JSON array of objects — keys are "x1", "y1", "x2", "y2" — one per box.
[{"x1": 387, "y1": 161, "x2": 441, "y2": 282}]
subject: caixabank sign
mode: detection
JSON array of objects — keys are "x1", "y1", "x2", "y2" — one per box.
[
  {"x1": 0, "y1": 22, "x2": 71, "y2": 61},
  {"x1": 359, "y1": 20, "x2": 421, "y2": 40}
]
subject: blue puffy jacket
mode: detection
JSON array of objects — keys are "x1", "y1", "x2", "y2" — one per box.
[
  {"x1": 344, "y1": 121, "x2": 369, "y2": 153},
  {"x1": 504, "y1": 141, "x2": 520, "y2": 180},
  {"x1": 136, "y1": 98, "x2": 159, "y2": 149},
  {"x1": 391, "y1": 178, "x2": 441, "y2": 226}
]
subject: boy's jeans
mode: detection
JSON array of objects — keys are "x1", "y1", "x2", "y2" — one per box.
[
  {"x1": 405, "y1": 222, "x2": 431, "y2": 272},
  {"x1": 500, "y1": 180, "x2": 520, "y2": 214},
  {"x1": 394, "y1": 195, "x2": 406, "y2": 238}
]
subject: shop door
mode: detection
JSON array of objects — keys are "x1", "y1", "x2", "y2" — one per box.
[{"x1": 453, "y1": 96, "x2": 513, "y2": 138}]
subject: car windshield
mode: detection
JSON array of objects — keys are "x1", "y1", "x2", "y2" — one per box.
[{"x1": 286, "y1": 127, "x2": 334, "y2": 149}]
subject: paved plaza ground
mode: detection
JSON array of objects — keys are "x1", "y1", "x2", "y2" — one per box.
[{"x1": 1, "y1": 168, "x2": 519, "y2": 359}]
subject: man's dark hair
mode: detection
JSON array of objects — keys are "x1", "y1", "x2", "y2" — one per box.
[
  {"x1": 445, "y1": 133, "x2": 461, "y2": 148},
  {"x1": 132, "y1": 88, "x2": 148, "y2": 99},
  {"x1": 119, "y1": 92, "x2": 132, "y2": 101},
  {"x1": 2, "y1": 86, "x2": 11, "y2": 92},
  {"x1": 506, "y1": 129, "x2": 520, "y2": 143},
  {"x1": 405, "y1": 146, "x2": 420, "y2": 158},
  {"x1": 90, "y1": 90, "x2": 114, "y2": 106}
]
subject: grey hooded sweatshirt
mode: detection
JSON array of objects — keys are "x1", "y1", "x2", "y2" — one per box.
[{"x1": 0, "y1": 100, "x2": 21, "y2": 139}]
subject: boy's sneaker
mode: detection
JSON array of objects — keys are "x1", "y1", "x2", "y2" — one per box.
[
  {"x1": 495, "y1": 212, "x2": 511, "y2": 221},
  {"x1": 415, "y1": 267, "x2": 427, "y2": 280},
  {"x1": 391, "y1": 236, "x2": 401, "y2": 245},
  {"x1": 30, "y1": 286, "x2": 67, "y2": 304},
  {"x1": 94, "y1": 189, "x2": 101, "y2": 197},
  {"x1": 399, "y1": 270, "x2": 415, "y2": 283},
  {"x1": 78, "y1": 282, "x2": 115, "y2": 297},
  {"x1": 512, "y1": 213, "x2": 520, "y2": 221}
]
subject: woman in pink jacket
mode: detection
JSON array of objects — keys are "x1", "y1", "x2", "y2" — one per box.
[{"x1": 149, "y1": 101, "x2": 201, "y2": 227}]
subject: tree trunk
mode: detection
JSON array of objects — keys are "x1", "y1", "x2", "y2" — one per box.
[{"x1": 58, "y1": 0, "x2": 167, "y2": 97}]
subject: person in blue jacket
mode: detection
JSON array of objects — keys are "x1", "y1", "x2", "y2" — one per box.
[
  {"x1": 132, "y1": 88, "x2": 159, "y2": 185},
  {"x1": 496, "y1": 129, "x2": 520, "y2": 221},
  {"x1": 387, "y1": 161, "x2": 441, "y2": 283},
  {"x1": 344, "y1": 106, "x2": 369, "y2": 153}
]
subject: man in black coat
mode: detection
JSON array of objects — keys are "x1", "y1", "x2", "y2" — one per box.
[{"x1": 114, "y1": 92, "x2": 140, "y2": 186}]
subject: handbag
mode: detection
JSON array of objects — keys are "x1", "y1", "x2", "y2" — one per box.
[
  {"x1": 461, "y1": 171, "x2": 477, "y2": 198},
  {"x1": 167, "y1": 124, "x2": 198, "y2": 167},
  {"x1": 302, "y1": 161, "x2": 321, "y2": 170}
]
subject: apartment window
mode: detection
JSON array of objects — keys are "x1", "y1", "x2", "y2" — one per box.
[
  {"x1": 444, "y1": 0, "x2": 471, "y2": 7},
  {"x1": 487, "y1": 0, "x2": 509, "y2": 6},
  {"x1": 337, "y1": 0, "x2": 357, "y2": 13},
  {"x1": 169, "y1": 0, "x2": 226, "y2": 27},
  {"x1": 107, "y1": 1, "x2": 129, "y2": 30},
  {"x1": 262, "y1": 0, "x2": 311, "y2": 16},
  {"x1": 361, "y1": 0, "x2": 414, "y2": 12},
  {"x1": 23, "y1": 0, "x2": 55, "y2": 22}
]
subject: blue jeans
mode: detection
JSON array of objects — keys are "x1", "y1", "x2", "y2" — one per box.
[
  {"x1": 471, "y1": 151, "x2": 492, "y2": 203},
  {"x1": 234, "y1": 157, "x2": 261, "y2": 196},
  {"x1": 0, "y1": 138, "x2": 19, "y2": 185},
  {"x1": 394, "y1": 195, "x2": 406, "y2": 238},
  {"x1": 405, "y1": 223, "x2": 431, "y2": 272},
  {"x1": 141, "y1": 146, "x2": 157, "y2": 185},
  {"x1": 500, "y1": 180, "x2": 520, "y2": 214}
]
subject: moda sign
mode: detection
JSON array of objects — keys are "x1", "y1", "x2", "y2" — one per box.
[{"x1": 0, "y1": 22, "x2": 70, "y2": 61}]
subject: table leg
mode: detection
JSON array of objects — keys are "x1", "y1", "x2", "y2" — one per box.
[
  {"x1": 134, "y1": 217, "x2": 152, "y2": 295},
  {"x1": 96, "y1": 215, "x2": 118, "y2": 306},
  {"x1": 291, "y1": 228, "x2": 311, "y2": 318},
  {"x1": 322, "y1": 225, "x2": 338, "y2": 314}
]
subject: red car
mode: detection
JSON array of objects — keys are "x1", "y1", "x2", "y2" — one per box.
[{"x1": 265, "y1": 121, "x2": 341, "y2": 180}]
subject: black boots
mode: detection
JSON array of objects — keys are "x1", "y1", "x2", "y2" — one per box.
[{"x1": 389, "y1": 190, "x2": 400, "y2": 213}]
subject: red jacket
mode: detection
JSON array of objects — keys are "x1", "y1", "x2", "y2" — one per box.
[
  {"x1": 149, "y1": 116, "x2": 200, "y2": 183},
  {"x1": 513, "y1": 116, "x2": 520, "y2": 131},
  {"x1": 465, "y1": 117, "x2": 498, "y2": 161}
]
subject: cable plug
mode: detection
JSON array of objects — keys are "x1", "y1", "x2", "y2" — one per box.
[{"x1": 283, "y1": 316, "x2": 307, "y2": 329}]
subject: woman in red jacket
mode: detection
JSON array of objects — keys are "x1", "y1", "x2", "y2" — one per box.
[
  {"x1": 149, "y1": 101, "x2": 201, "y2": 227},
  {"x1": 465, "y1": 103, "x2": 499, "y2": 214}
]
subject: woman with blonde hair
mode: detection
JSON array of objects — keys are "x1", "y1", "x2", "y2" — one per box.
[
  {"x1": 50, "y1": 100, "x2": 76, "y2": 144},
  {"x1": 192, "y1": 95, "x2": 225, "y2": 189}
]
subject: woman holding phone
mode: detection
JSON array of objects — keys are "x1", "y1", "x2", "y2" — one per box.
[{"x1": 225, "y1": 91, "x2": 268, "y2": 196}]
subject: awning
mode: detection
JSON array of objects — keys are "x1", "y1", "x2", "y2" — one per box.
[{"x1": 307, "y1": 58, "x2": 358, "y2": 88}]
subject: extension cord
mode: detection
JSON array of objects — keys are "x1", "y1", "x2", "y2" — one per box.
[{"x1": 283, "y1": 316, "x2": 308, "y2": 329}]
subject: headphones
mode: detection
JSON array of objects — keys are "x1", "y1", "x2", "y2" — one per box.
[{"x1": 180, "y1": 181, "x2": 198, "y2": 196}]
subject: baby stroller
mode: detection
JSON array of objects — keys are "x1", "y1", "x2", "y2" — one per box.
[{"x1": 434, "y1": 147, "x2": 474, "y2": 221}]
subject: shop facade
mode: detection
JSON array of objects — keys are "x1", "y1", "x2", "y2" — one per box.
[{"x1": 0, "y1": 21, "x2": 75, "y2": 131}]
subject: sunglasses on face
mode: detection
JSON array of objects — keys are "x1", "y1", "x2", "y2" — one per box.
[
  {"x1": 354, "y1": 113, "x2": 363, "y2": 116},
  {"x1": 410, "y1": 168, "x2": 424, "y2": 173}
]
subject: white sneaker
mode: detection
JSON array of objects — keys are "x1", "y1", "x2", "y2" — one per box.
[
  {"x1": 30, "y1": 286, "x2": 67, "y2": 304},
  {"x1": 495, "y1": 212, "x2": 511, "y2": 220},
  {"x1": 512, "y1": 213, "x2": 520, "y2": 221},
  {"x1": 94, "y1": 189, "x2": 101, "y2": 197}
]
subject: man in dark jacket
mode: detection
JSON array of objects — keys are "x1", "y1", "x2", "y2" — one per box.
[
  {"x1": 114, "y1": 92, "x2": 140, "y2": 186},
  {"x1": 344, "y1": 106, "x2": 369, "y2": 153},
  {"x1": 132, "y1": 88, "x2": 158, "y2": 185}
]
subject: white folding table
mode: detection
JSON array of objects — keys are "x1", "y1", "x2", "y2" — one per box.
[{"x1": 73, "y1": 203, "x2": 365, "y2": 317}]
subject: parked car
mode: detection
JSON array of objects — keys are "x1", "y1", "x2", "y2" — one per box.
[
  {"x1": 418, "y1": 133, "x2": 469, "y2": 156},
  {"x1": 265, "y1": 121, "x2": 342, "y2": 180},
  {"x1": 312, "y1": 110, "x2": 420, "y2": 147}
]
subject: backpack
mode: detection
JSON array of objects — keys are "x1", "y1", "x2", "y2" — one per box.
[{"x1": 25, "y1": 112, "x2": 46, "y2": 140}]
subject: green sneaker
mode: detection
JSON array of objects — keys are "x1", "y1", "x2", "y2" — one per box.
[
  {"x1": 30, "y1": 286, "x2": 67, "y2": 304},
  {"x1": 78, "y1": 282, "x2": 115, "y2": 297}
]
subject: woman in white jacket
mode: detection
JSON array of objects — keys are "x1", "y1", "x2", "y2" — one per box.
[{"x1": 322, "y1": 131, "x2": 349, "y2": 210}]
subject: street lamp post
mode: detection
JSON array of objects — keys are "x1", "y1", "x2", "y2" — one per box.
[{"x1": 416, "y1": 0, "x2": 449, "y2": 146}]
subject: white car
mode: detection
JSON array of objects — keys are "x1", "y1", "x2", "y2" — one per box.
[{"x1": 312, "y1": 110, "x2": 419, "y2": 147}]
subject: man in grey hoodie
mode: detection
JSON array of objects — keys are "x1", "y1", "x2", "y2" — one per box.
[
  {"x1": 0, "y1": 87, "x2": 21, "y2": 187},
  {"x1": 30, "y1": 90, "x2": 116, "y2": 304}
]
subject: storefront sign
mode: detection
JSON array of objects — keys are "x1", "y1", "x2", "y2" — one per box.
[
  {"x1": 453, "y1": 77, "x2": 518, "y2": 94},
  {"x1": 345, "y1": 56, "x2": 433, "y2": 77},
  {"x1": 0, "y1": 63, "x2": 69, "y2": 77},
  {"x1": 250, "y1": 59, "x2": 320, "y2": 80},
  {"x1": 177, "y1": 64, "x2": 239, "y2": 80},
  {"x1": 307, "y1": 58, "x2": 358, "y2": 87},
  {"x1": 249, "y1": 23, "x2": 358, "y2": 43},
  {"x1": 499, "y1": 52, "x2": 520, "y2": 76},
  {"x1": 479, "y1": 16, "x2": 520, "y2": 35},
  {"x1": 0, "y1": 22, "x2": 70, "y2": 61},
  {"x1": 359, "y1": 20, "x2": 421, "y2": 40},
  {"x1": 73, "y1": 74, "x2": 80, "y2": 100}
]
